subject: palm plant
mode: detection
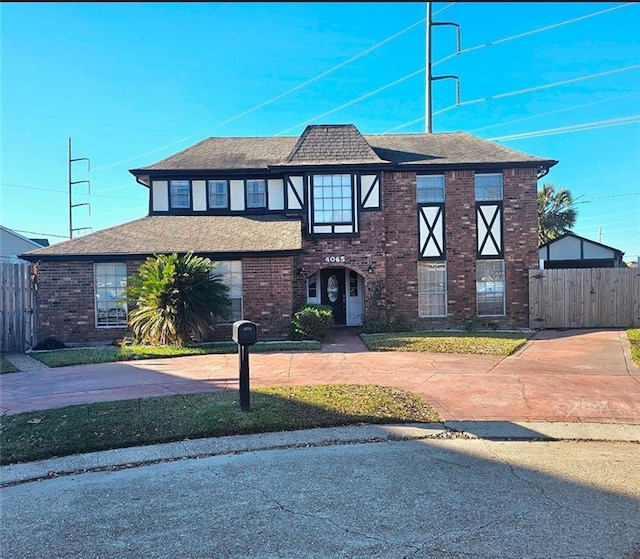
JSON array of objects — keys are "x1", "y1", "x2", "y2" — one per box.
[
  {"x1": 127, "y1": 252, "x2": 231, "y2": 346},
  {"x1": 538, "y1": 182, "x2": 578, "y2": 244}
]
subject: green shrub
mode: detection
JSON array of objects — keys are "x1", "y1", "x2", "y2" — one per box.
[
  {"x1": 389, "y1": 313, "x2": 412, "y2": 333},
  {"x1": 361, "y1": 317, "x2": 387, "y2": 334},
  {"x1": 291, "y1": 304, "x2": 335, "y2": 340}
]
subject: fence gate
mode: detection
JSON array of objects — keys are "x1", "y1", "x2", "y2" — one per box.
[
  {"x1": 529, "y1": 267, "x2": 640, "y2": 329},
  {"x1": 1, "y1": 262, "x2": 37, "y2": 352}
]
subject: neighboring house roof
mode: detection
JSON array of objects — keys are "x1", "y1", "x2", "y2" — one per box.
[
  {"x1": 20, "y1": 216, "x2": 302, "y2": 261},
  {"x1": 131, "y1": 124, "x2": 557, "y2": 175},
  {"x1": 539, "y1": 232, "x2": 624, "y2": 255},
  {"x1": 29, "y1": 238, "x2": 50, "y2": 247},
  {"x1": 539, "y1": 232, "x2": 624, "y2": 260},
  {"x1": 1, "y1": 225, "x2": 49, "y2": 262}
]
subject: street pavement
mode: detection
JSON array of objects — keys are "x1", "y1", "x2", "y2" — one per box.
[
  {"x1": 1, "y1": 328, "x2": 639, "y2": 558},
  {"x1": 2, "y1": 426, "x2": 639, "y2": 558}
]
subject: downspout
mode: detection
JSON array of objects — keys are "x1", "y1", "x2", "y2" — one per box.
[{"x1": 537, "y1": 166, "x2": 550, "y2": 180}]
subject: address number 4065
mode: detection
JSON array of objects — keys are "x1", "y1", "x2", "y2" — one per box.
[{"x1": 325, "y1": 256, "x2": 346, "y2": 263}]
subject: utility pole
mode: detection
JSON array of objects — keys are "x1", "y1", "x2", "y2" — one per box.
[
  {"x1": 68, "y1": 137, "x2": 91, "y2": 239},
  {"x1": 425, "y1": 2, "x2": 461, "y2": 133}
]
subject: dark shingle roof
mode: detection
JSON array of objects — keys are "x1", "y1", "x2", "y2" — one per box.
[
  {"x1": 134, "y1": 137, "x2": 297, "y2": 171},
  {"x1": 21, "y1": 216, "x2": 302, "y2": 260},
  {"x1": 285, "y1": 124, "x2": 384, "y2": 165},
  {"x1": 132, "y1": 125, "x2": 556, "y2": 174},
  {"x1": 364, "y1": 132, "x2": 555, "y2": 166}
]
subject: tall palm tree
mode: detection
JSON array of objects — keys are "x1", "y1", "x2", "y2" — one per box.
[
  {"x1": 537, "y1": 182, "x2": 578, "y2": 245},
  {"x1": 127, "y1": 252, "x2": 231, "y2": 346}
]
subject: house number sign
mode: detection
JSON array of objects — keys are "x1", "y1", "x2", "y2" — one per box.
[{"x1": 324, "y1": 256, "x2": 346, "y2": 263}]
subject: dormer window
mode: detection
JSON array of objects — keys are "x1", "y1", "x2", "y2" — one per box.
[
  {"x1": 170, "y1": 180, "x2": 190, "y2": 209},
  {"x1": 246, "y1": 179, "x2": 266, "y2": 208}
]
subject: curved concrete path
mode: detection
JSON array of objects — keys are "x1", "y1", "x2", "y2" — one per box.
[{"x1": 2, "y1": 328, "x2": 639, "y2": 423}]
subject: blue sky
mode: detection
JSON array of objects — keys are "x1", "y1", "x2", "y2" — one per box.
[{"x1": 2, "y1": 2, "x2": 639, "y2": 262}]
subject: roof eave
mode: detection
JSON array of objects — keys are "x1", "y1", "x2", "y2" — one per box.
[{"x1": 20, "y1": 248, "x2": 303, "y2": 262}]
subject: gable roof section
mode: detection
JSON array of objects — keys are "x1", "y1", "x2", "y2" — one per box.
[
  {"x1": 539, "y1": 232, "x2": 624, "y2": 257},
  {"x1": 131, "y1": 125, "x2": 557, "y2": 175},
  {"x1": 20, "y1": 216, "x2": 302, "y2": 261}
]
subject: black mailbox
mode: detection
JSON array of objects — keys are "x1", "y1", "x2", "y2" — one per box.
[{"x1": 233, "y1": 320, "x2": 258, "y2": 346}]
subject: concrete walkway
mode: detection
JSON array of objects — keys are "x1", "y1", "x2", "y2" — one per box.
[{"x1": 1, "y1": 328, "x2": 639, "y2": 423}]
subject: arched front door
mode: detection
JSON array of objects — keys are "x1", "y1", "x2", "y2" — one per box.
[
  {"x1": 309, "y1": 268, "x2": 364, "y2": 326},
  {"x1": 320, "y1": 268, "x2": 346, "y2": 325}
]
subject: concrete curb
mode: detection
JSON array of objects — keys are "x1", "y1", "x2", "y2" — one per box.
[{"x1": 2, "y1": 421, "x2": 639, "y2": 488}]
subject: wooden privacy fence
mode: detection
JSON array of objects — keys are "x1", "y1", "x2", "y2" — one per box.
[
  {"x1": 0, "y1": 262, "x2": 37, "y2": 352},
  {"x1": 529, "y1": 267, "x2": 640, "y2": 329}
]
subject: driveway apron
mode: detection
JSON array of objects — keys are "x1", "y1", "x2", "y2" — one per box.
[{"x1": 1, "y1": 329, "x2": 638, "y2": 423}]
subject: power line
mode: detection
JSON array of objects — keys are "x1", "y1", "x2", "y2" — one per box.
[
  {"x1": 487, "y1": 114, "x2": 640, "y2": 142},
  {"x1": 468, "y1": 92, "x2": 640, "y2": 134},
  {"x1": 382, "y1": 65, "x2": 640, "y2": 134},
  {"x1": 93, "y1": 15, "x2": 429, "y2": 172},
  {"x1": 10, "y1": 229, "x2": 68, "y2": 240},
  {"x1": 574, "y1": 192, "x2": 640, "y2": 204},
  {"x1": 275, "y1": 69, "x2": 424, "y2": 136},
  {"x1": 433, "y1": 64, "x2": 640, "y2": 117},
  {"x1": 433, "y1": 2, "x2": 636, "y2": 67},
  {"x1": 218, "y1": 20, "x2": 427, "y2": 128},
  {"x1": 0, "y1": 182, "x2": 143, "y2": 201}
]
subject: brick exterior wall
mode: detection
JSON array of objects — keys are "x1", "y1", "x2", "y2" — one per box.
[
  {"x1": 503, "y1": 167, "x2": 540, "y2": 326},
  {"x1": 242, "y1": 256, "x2": 294, "y2": 339},
  {"x1": 35, "y1": 260, "x2": 143, "y2": 345},
  {"x1": 34, "y1": 167, "x2": 539, "y2": 344}
]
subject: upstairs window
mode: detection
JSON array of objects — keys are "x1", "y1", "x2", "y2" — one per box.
[
  {"x1": 475, "y1": 173, "x2": 503, "y2": 201},
  {"x1": 246, "y1": 179, "x2": 266, "y2": 209},
  {"x1": 170, "y1": 180, "x2": 190, "y2": 209},
  {"x1": 208, "y1": 180, "x2": 228, "y2": 209},
  {"x1": 417, "y1": 175, "x2": 445, "y2": 203},
  {"x1": 313, "y1": 174, "x2": 352, "y2": 224}
]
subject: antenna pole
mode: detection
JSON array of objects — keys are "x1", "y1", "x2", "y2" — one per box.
[
  {"x1": 68, "y1": 137, "x2": 91, "y2": 239},
  {"x1": 425, "y1": 2, "x2": 461, "y2": 133},
  {"x1": 425, "y1": 2, "x2": 433, "y2": 133}
]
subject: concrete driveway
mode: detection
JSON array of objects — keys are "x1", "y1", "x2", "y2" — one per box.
[{"x1": 1, "y1": 328, "x2": 639, "y2": 423}]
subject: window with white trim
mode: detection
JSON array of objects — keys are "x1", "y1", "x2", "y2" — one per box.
[
  {"x1": 475, "y1": 173, "x2": 503, "y2": 201},
  {"x1": 95, "y1": 263, "x2": 128, "y2": 327},
  {"x1": 170, "y1": 180, "x2": 190, "y2": 209},
  {"x1": 476, "y1": 259, "x2": 505, "y2": 316},
  {"x1": 417, "y1": 175, "x2": 445, "y2": 203},
  {"x1": 208, "y1": 180, "x2": 228, "y2": 209},
  {"x1": 246, "y1": 179, "x2": 266, "y2": 208},
  {"x1": 312, "y1": 174, "x2": 352, "y2": 224},
  {"x1": 212, "y1": 260, "x2": 242, "y2": 321},
  {"x1": 418, "y1": 261, "x2": 447, "y2": 317}
]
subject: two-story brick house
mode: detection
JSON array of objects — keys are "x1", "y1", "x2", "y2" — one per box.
[{"x1": 21, "y1": 124, "x2": 557, "y2": 344}]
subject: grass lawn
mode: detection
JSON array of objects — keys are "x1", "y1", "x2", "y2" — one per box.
[
  {"x1": 628, "y1": 328, "x2": 640, "y2": 367},
  {"x1": 0, "y1": 384, "x2": 440, "y2": 465},
  {"x1": 1, "y1": 355, "x2": 19, "y2": 374},
  {"x1": 29, "y1": 340, "x2": 321, "y2": 368},
  {"x1": 361, "y1": 330, "x2": 533, "y2": 356}
]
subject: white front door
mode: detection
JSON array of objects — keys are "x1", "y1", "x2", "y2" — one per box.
[{"x1": 346, "y1": 269, "x2": 364, "y2": 326}]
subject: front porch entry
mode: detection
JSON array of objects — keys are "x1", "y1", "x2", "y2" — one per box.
[{"x1": 306, "y1": 267, "x2": 364, "y2": 326}]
